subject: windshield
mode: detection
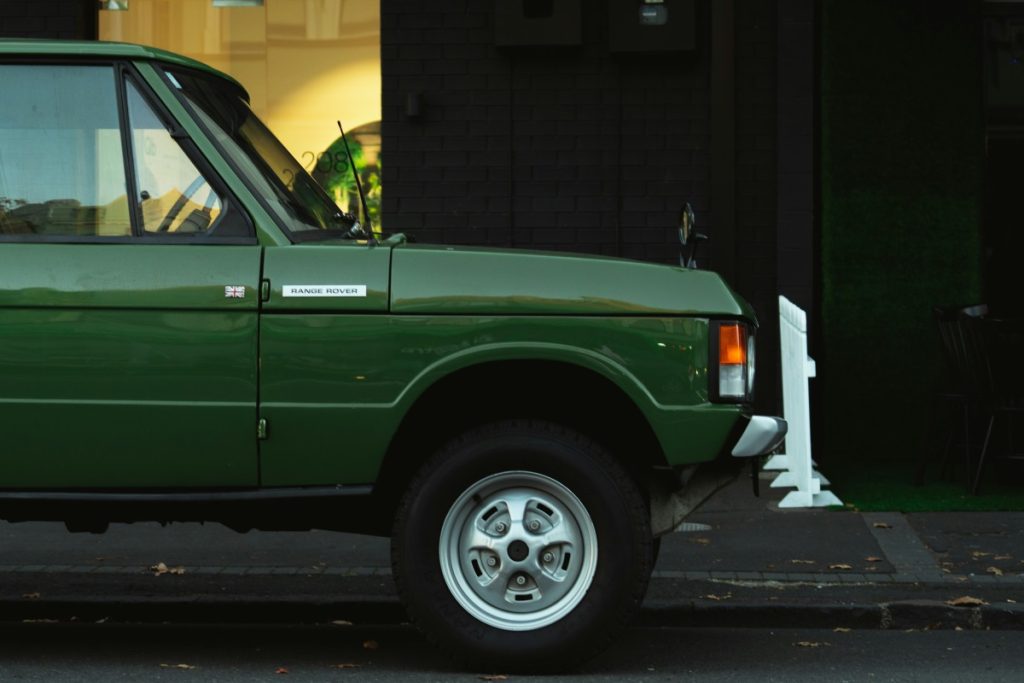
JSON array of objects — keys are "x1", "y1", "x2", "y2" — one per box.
[{"x1": 164, "y1": 68, "x2": 355, "y2": 239}]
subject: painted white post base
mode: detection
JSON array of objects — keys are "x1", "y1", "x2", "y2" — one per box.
[{"x1": 769, "y1": 296, "x2": 843, "y2": 509}]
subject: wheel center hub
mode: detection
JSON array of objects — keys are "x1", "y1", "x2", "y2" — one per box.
[{"x1": 507, "y1": 539, "x2": 529, "y2": 562}]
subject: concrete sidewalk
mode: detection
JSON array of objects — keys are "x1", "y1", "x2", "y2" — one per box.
[{"x1": 0, "y1": 473, "x2": 1021, "y2": 630}]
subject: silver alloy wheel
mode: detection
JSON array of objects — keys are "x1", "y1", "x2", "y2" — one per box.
[{"x1": 438, "y1": 470, "x2": 599, "y2": 632}]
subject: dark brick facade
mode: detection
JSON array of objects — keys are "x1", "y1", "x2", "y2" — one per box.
[
  {"x1": 776, "y1": 0, "x2": 815, "y2": 316},
  {"x1": 0, "y1": 0, "x2": 95, "y2": 40},
  {"x1": 733, "y1": 0, "x2": 780, "y2": 409},
  {"x1": 381, "y1": 1, "x2": 711, "y2": 264}
]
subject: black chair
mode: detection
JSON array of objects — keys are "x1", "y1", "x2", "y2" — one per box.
[
  {"x1": 962, "y1": 315, "x2": 1024, "y2": 494},
  {"x1": 916, "y1": 304, "x2": 989, "y2": 485}
]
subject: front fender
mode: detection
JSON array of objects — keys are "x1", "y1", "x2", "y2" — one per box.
[{"x1": 258, "y1": 314, "x2": 743, "y2": 485}]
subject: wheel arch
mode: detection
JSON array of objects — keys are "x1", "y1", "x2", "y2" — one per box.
[{"x1": 371, "y1": 358, "x2": 666, "y2": 530}]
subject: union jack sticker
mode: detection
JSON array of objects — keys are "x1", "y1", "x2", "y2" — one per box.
[{"x1": 224, "y1": 285, "x2": 246, "y2": 299}]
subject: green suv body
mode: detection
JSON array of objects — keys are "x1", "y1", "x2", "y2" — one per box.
[{"x1": 0, "y1": 40, "x2": 785, "y2": 670}]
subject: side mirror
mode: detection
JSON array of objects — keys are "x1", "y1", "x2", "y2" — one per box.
[{"x1": 678, "y1": 202, "x2": 706, "y2": 269}]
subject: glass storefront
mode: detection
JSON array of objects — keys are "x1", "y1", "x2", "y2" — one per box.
[{"x1": 99, "y1": 0, "x2": 381, "y2": 227}]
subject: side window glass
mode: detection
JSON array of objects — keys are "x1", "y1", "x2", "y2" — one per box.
[
  {"x1": 125, "y1": 79, "x2": 222, "y2": 235},
  {"x1": 0, "y1": 65, "x2": 131, "y2": 238}
]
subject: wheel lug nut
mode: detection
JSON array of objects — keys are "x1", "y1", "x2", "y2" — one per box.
[
  {"x1": 515, "y1": 575, "x2": 527, "y2": 586},
  {"x1": 528, "y1": 520, "x2": 540, "y2": 531},
  {"x1": 542, "y1": 552, "x2": 554, "y2": 563},
  {"x1": 495, "y1": 522, "x2": 507, "y2": 533},
  {"x1": 486, "y1": 556, "x2": 497, "y2": 567}
]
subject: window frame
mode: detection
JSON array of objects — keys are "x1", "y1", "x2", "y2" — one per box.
[{"x1": 0, "y1": 57, "x2": 256, "y2": 245}]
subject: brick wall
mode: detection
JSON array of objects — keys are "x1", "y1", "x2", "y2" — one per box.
[
  {"x1": 776, "y1": 0, "x2": 815, "y2": 316},
  {"x1": 381, "y1": 0, "x2": 712, "y2": 264},
  {"x1": 734, "y1": 0, "x2": 780, "y2": 412},
  {"x1": 0, "y1": 0, "x2": 95, "y2": 40}
]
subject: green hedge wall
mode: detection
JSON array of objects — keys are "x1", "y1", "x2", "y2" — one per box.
[{"x1": 821, "y1": 0, "x2": 982, "y2": 464}]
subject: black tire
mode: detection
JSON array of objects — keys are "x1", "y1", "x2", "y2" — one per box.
[{"x1": 391, "y1": 420, "x2": 652, "y2": 673}]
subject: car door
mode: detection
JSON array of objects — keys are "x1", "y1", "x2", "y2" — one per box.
[
  {"x1": 0, "y1": 62, "x2": 260, "y2": 488},
  {"x1": 258, "y1": 244, "x2": 392, "y2": 486}
]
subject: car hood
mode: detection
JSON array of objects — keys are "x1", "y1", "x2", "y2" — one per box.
[{"x1": 389, "y1": 243, "x2": 756, "y2": 321}]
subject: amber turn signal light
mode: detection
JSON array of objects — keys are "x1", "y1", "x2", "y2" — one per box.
[{"x1": 719, "y1": 323, "x2": 747, "y2": 366}]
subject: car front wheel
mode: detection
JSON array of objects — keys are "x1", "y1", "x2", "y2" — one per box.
[{"x1": 391, "y1": 420, "x2": 652, "y2": 672}]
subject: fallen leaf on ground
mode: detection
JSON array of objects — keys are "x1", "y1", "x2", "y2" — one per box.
[
  {"x1": 790, "y1": 559, "x2": 815, "y2": 565},
  {"x1": 1008, "y1": 599, "x2": 1017, "y2": 603},
  {"x1": 21, "y1": 592, "x2": 40, "y2": 600},
  {"x1": 690, "y1": 537, "x2": 711, "y2": 545},
  {"x1": 971, "y1": 551, "x2": 993, "y2": 559},
  {"x1": 330, "y1": 620, "x2": 353, "y2": 626},
  {"x1": 828, "y1": 563, "x2": 853, "y2": 570},
  {"x1": 946, "y1": 596, "x2": 987, "y2": 607},
  {"x1": 332, "y1": 663, "x2": 361, "y2": 669},
  {"x1": 872, "y1": 522, "x2": 892, "y2": 529},
  {"x1": 275, "y1": 667, "x2": 289, "y2": 674},
  {"x1": 362, "y1": 640, "x2": 379, "y2": 651},
  {"x1": 479, "y1": 676, "x2": 509, "y2": 681},
  {"x1": 159, "y1": 664, "x2": 195, "y2": 670},
  {"x1": 955, "y1": 626, "x2": 963, "y2": 631},
  {"x1": 986, "y1": 566, "x2": 1004, "y2": 576},
  {"x1": 833, "y1": 627, "x2": 851, "y2": 633},
  {"x1": 794, "y1": 641, "x2": 830, "y2": 648},
  {"x1": 149, "y1": 562, "x2": 185, "y2": 576},
  {"x1": 994, "y1": 555, "x2": 1013, "y2": 561},
  {"x1": 865, "y1": 556, "x2": 882, "y2": 563},
  {"x1": 702, "y1": 593, "x2": 732, "y2": 601}
]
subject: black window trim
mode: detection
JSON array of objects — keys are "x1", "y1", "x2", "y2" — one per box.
[
  {"x1": 115, "y1": 62, "x2": 145, "y2": 238},
  {"x1": 0, "y1": 58, "x2": 257, "y2": 246},
  {"x1": 120, "y1": 62, "x2": 257, "y2": 244}
]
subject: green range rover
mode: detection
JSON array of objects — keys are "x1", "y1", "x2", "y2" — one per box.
[{"x1": 0, "y1": 40, "x2": 785, "y2": 670}]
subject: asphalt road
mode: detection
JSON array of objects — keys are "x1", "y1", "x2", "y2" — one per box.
[{"x1": 0, "y1": 623, "x2": 1021, "y2": 682}]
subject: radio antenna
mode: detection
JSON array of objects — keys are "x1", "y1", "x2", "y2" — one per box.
[{"x1": 337, "y1": 120, "x2": 374, "y2": 239}]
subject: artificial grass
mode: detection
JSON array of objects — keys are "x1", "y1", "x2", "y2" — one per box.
[{"x1": 826, "y1": 459, "x2": 1024, "y2": 513}]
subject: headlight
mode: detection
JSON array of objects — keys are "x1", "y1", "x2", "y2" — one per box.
[{"x1": 713, "y1": 321, "x2": 754, "y2": 402}]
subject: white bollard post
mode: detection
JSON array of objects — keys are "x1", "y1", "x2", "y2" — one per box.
[{"x1": 771, "y1": 296, "x2": 842, "y2": 508}]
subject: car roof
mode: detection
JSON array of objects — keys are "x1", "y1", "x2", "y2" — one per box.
[{"x1": 0, "y1": 39, "x2": 247, "y2": 94}]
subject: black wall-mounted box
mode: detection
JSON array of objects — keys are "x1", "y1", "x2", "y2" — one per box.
[
  {"x1": 608, "y1": 0, "x2": 695, "y2": 53},
  {"x1": 494, "y1": 0, "x2": 582, "y2": 47}
]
